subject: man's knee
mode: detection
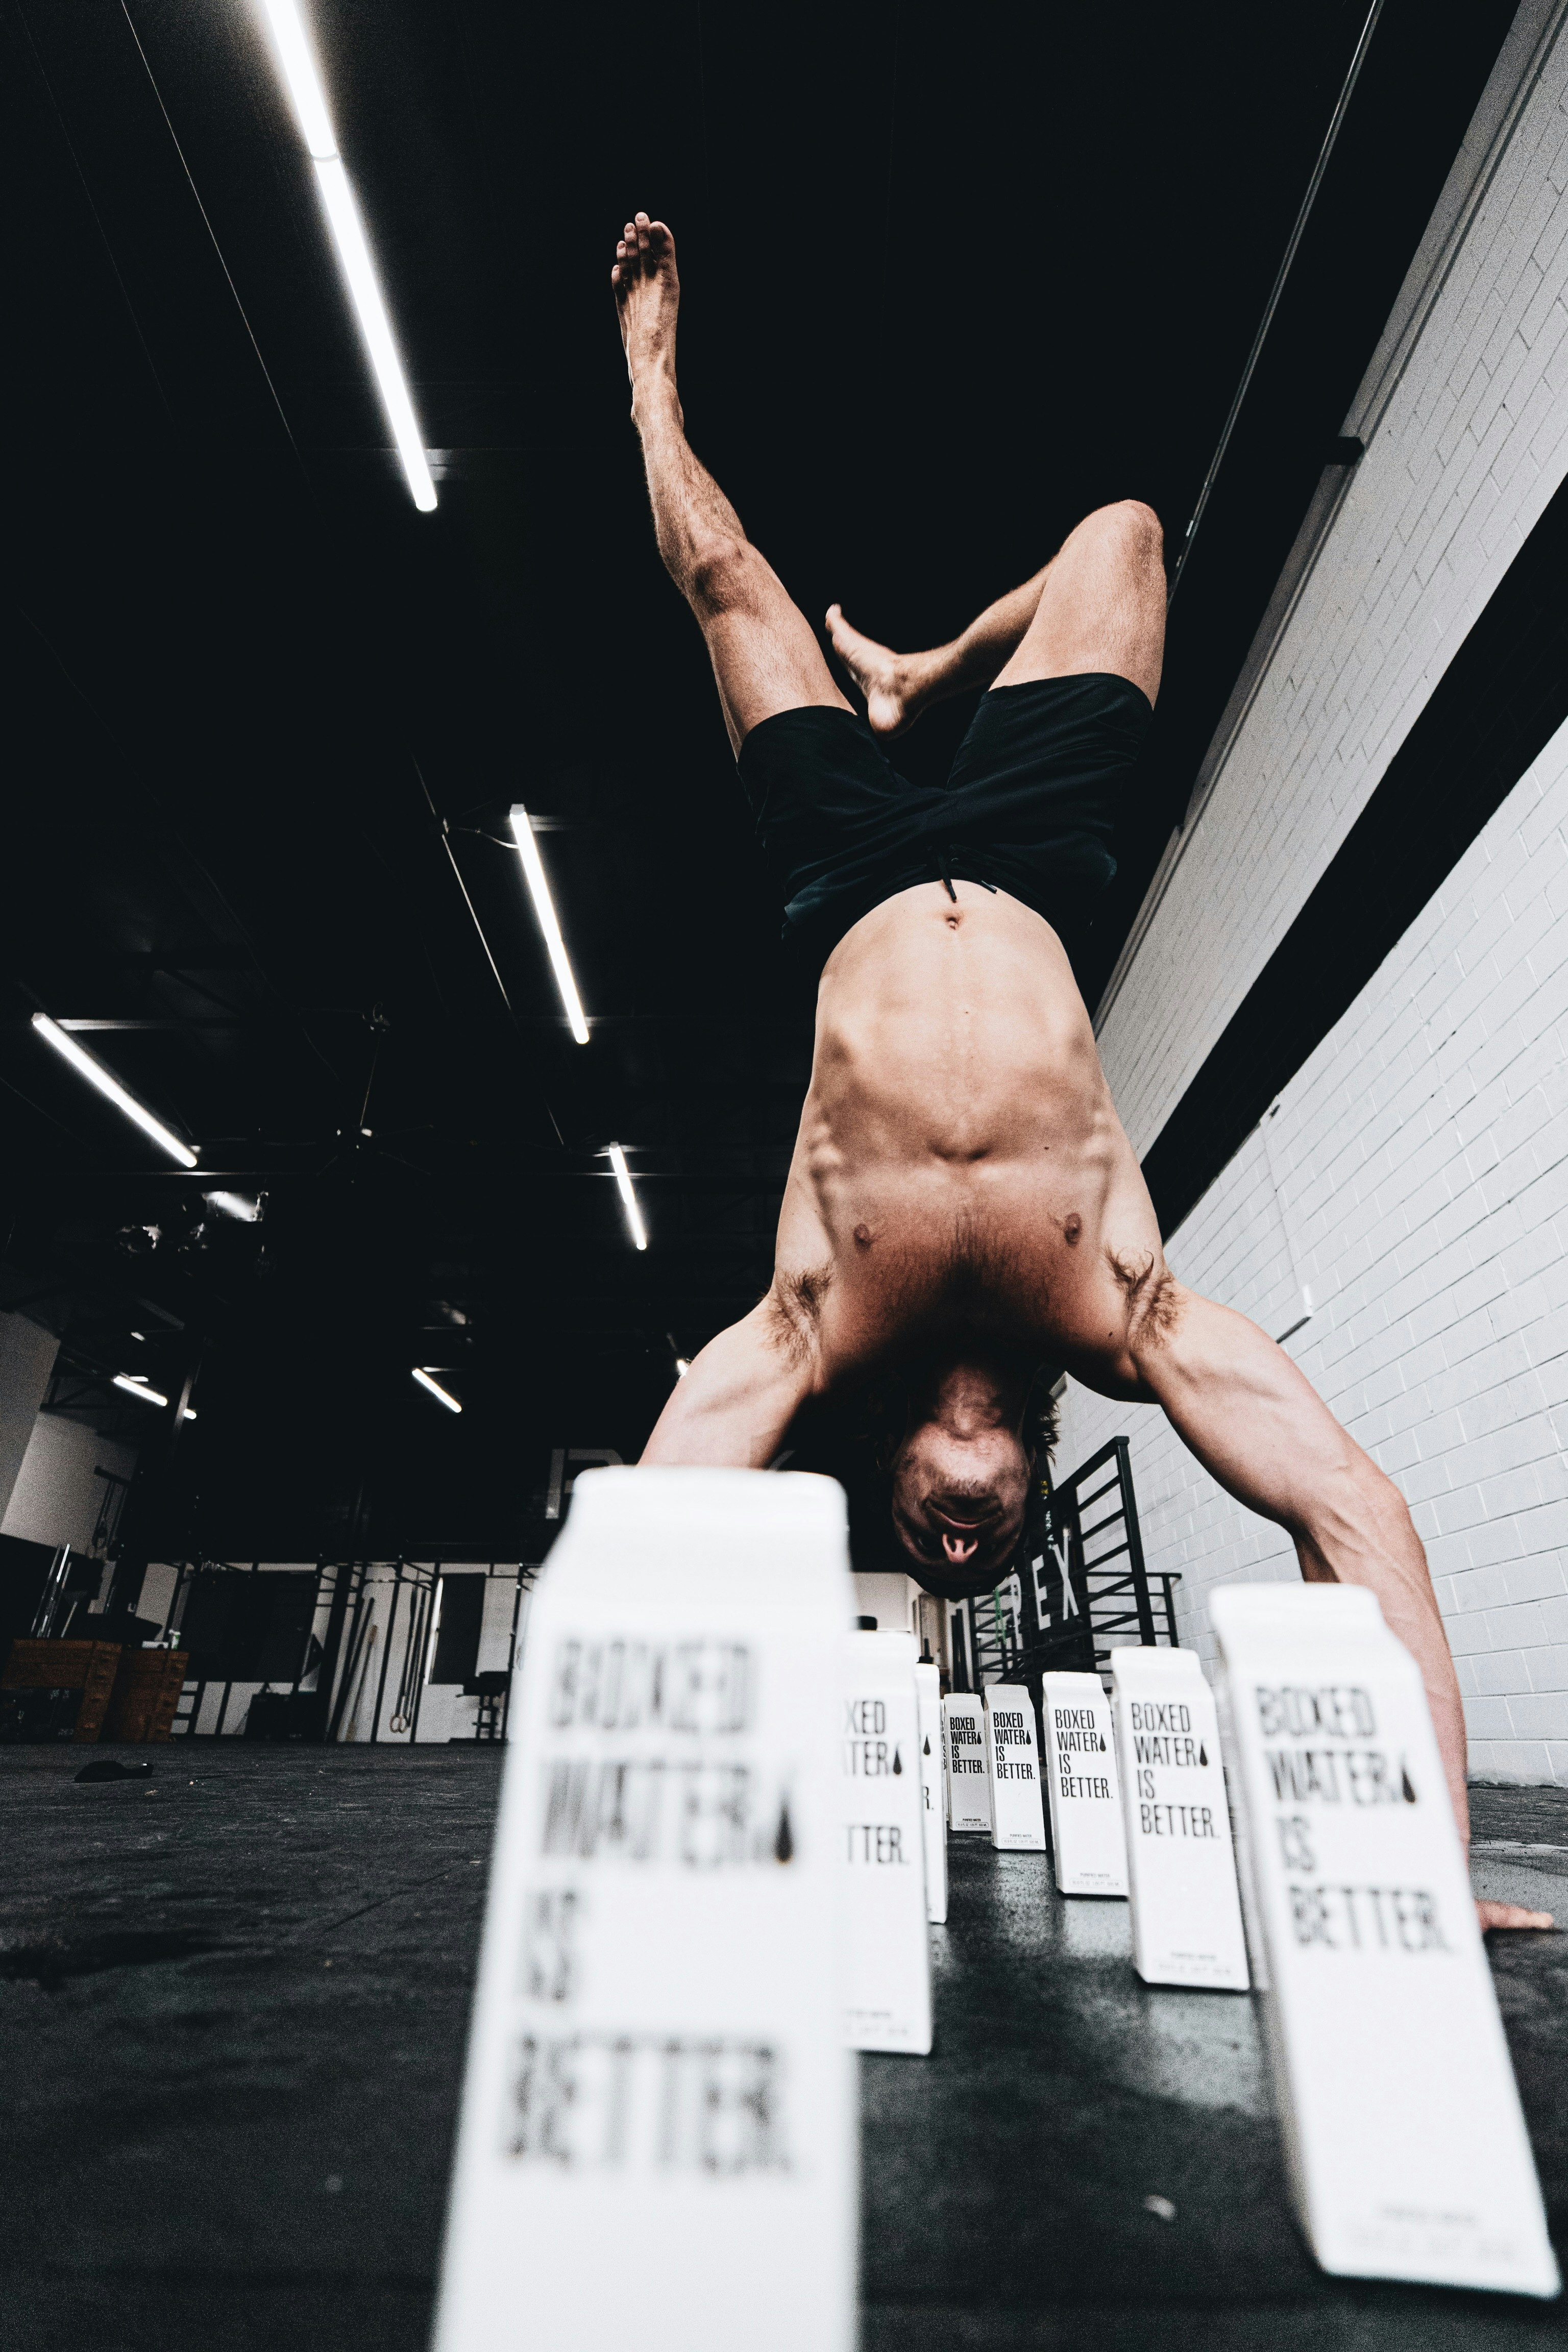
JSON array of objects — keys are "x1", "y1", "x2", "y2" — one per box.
[
  {"x1": 687, "y1": 534, "x2": 758, "y2": 619},
  {"x1": 1088, "y1": 497, "x2": 1164, "y2": 564}
]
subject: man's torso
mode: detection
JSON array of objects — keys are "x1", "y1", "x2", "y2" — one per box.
[{"x1": 775, "y1": 881, "x2": 1161, "y2": 1391}]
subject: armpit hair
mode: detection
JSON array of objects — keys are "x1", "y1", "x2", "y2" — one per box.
[
  {"x1": 1107, "y1": 1247, "x2": 1181, "y2": 1343},
  {"x1": 764, "y1": 1262, "x2": 833, "y2": 1364}
]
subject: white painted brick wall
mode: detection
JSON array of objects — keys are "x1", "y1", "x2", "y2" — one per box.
[
  {"x1": 1096, "y1": 5, "x2": 1568, "y2": 1157},
  {"x1": 1059, "y1": 715, "x2": 1568, "y2": 1783}
]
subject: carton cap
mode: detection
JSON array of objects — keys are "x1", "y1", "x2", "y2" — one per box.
[
  {"x1": 567, "y1": 1463, "x2": 849, "y2": 1544},
  {"x1": 1210, "y1": 1581, "x2": 1384, "y2": 1637}
]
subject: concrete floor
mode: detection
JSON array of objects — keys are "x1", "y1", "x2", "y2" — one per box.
[{"x1": 0, "y1": 1748, "x2": 1564, "y2": 2351}]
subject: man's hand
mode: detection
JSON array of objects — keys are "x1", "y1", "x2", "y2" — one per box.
[{"x1": 1477, "y1": 1896, "x2": 1554, "y2": 1932}]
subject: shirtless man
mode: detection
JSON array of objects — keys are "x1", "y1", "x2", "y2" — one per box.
[{"x1": 614, "y1": 211, "x2": 1545, "y2": 1928}]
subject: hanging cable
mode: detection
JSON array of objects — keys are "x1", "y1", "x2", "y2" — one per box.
[{"x1": 1168, "y1": 0, "x2": 1387, "y2": 608}]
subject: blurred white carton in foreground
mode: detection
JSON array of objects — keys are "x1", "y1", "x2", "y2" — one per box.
[{"x1": 433, "y1": 1467, "x2": 857, "y2": 2352}]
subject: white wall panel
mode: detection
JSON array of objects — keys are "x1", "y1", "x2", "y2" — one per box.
[
  {"x1": 1059, "y1": 715, "x2": 1568, "y2": 1783},
  {"x1": 1095, "y1": 4, "x2": 1568, "y2": 1157}
]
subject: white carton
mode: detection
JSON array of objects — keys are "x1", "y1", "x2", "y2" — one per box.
[
  {"x1": 983, "y1": 1684, "x2": 1047, "y2": 1850},
  {"x1": 432, "y1": 1468, "x2": 856, "y2": 2352},
  {"x1": 1211, "y1": 1582, "x2": 1559, "y2": 2298},
  {"x1": 942, "y1": 1693, "x2": 991, "y2": 1833},
  {"x1": 1042, "y1": 1670, "x2": 1128, "y2": 1896},
  {"x1": 842, "y1": 1630, "x2": 932, "y2": 2053},
  {"x1": 914, "y1": 1658, "x2": 948, "y2": 1925},
  {"x1": 1112, "y1": 1645, "x2": 1248, "y2": 1989}
]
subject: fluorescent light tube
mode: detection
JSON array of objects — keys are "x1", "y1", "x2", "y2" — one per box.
[
  {"x1": 33, "y1": 1014, "x2": 198, "y2": 1167},
  {"x1": 206, "y1": 1191, "x2": 261, "y2": 1223},
  {"x1": 608, "y1": 1142, "x2": 647, "y2": 1251},
  {"x1": 507, "y1": 806, "x2": 590, "y2": 1043},
  {"x1": 258, "y1": 0, "x2": 436, "y2": 513},
  {"x1": 114, "y1": 1374, "x2": 170, "y2": 1409},
  {"x1": 412, "y1": 1366, "x2": 462, "y2": 1413}
]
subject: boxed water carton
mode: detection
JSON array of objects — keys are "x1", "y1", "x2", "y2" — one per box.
[
  {"x1": 914, "y1": 1656, "x2": 948, "y2": 1925},
  {"x1": 432, "y1": 1467, "x2": 856, "y2": 2352},
  {"x1": 1211, "y1": 1581, "x2": 1558, "y2": 2297},
  {"x1": 1042, "y1": 1669, "x2": 1128, "y2": 1895},
  {"x1": 983, "y1": 1684, "x2": 1047, "y2": 1851},
  {"x1": 942, "y1": 1692, "x2": 991, "y2": 1833},
  {"x1": 841, "y1": 1630, "x2": 932, "y2": 2053},
  {"x1": 1112, "y1": 1644, "x2": 1248, "y2": 1989}
]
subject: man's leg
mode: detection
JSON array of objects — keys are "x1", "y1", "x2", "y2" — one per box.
[
  {"x1": 1121, "y1": 1278, "x2": 1551, "y2": 1930},
  {"x1": 614, "y1": 213, "x2": 849, "y2": 755},
  {"x1": 824, "y1": 499, "x2": 1166, "y2": 737}
]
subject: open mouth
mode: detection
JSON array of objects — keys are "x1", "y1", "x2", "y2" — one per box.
[{"x1": 928, "y1": 1502, "x2": 997, "y2": 1534}]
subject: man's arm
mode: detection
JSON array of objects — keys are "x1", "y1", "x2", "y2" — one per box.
[
  {"x1": 641, "y1": 1290, "x2": 815, "y2": 1467},
  {"x1": 1121, "y1": 1278, "x2": 1551, "y2": 1932}
]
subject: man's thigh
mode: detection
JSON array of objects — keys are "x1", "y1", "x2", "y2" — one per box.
[
  {"x1": 994, "y1": 500, "x2": 1166, "y2": 708},
  {"x1": 699, "y1": 546, "x2": 851, "y2": 756}
]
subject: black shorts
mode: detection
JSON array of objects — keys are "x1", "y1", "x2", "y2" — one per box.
[{"x1": 734, "y1": 672, "x2": 1153, "y2": 969}]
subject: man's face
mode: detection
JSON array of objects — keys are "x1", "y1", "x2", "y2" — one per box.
[{"x1": 888, "y1": 1414, "x2": 1030, "y2": 1596}]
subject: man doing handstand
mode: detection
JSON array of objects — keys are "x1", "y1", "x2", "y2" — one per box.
[{"x1": 613, "y1": 211, "x2": 1544, "y2": 1928}]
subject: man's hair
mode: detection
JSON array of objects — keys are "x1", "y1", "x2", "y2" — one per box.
[
  {"x1": 857, "y1": 1361, "x2": 1059, "y2": 1478},
  {"x1": 833, "y1": 1361, "x2": 1060, "y2": 1582}
]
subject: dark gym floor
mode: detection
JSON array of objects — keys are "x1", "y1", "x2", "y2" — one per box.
[{"x1": 2, "y1": 1749, "x2": 1564, "y2": 2352}]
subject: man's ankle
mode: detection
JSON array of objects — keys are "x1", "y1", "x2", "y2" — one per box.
[{"x1": 630, "y1": 364, "x2": 681, "y2": 433}]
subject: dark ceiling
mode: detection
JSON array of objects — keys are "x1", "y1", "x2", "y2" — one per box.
[{"x1": 0, "y1": 0, "x2": 1519, "y2": 1558}]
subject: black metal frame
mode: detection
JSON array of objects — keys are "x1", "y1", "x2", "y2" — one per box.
[{"x1": 956, "y1": 1435, "x2": 1180, "y2": 1696}]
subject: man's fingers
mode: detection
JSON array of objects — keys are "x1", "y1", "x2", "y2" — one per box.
[{"x1": 1476, "y1": 1897, "x2": 1554, "y2": 1932}]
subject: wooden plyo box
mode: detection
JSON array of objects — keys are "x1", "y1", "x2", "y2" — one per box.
[
  {"x1": 0, "y1": 1639, "x2": 123, "y2": 1741},
  {"x1": 102, "y1": 1650, "x2": 190, "y2": 1743}
]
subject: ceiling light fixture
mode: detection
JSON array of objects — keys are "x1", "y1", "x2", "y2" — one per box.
[
  {"x1": 607, "y1": 1142, "x2": 647, "y2": 1252},
  {"x1": 33, "y1": 1014, "x2": 198, "y2": 1167},
  {"x1": 507, "y1": 806, "x2": 590, "y2": 1043},
  {"x1": 258, "y1": 0, "x2": 436, "y2": 513},
  {"x1": 412, "y1": 1366, "x2": 462, "y2": 1413},
  {"x1": 114, "y1": 1374, "x2": 170, "y2": 1409},
  {"x1": 675, "y1": 1357, "x2": 691, "y2": 1378},
  {"x1": 206, "y1": 1190, "x2": 261, "y2": 1223}
]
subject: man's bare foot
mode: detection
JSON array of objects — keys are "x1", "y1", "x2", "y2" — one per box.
[
  {"x1": 1477, "y1": 1897, "x2": 1555, "y2": 1932},
  {"x1": 825, "y1": 604, "x2": 923, "y2": 737},
  {"x1": 611, "y1": 212, "x2": 679, "y2": 399}
]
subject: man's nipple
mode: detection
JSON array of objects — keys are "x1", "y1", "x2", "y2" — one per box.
[
  {"x1": 853, "y1": 1222, "x2": 873, "y2": 1248},
  {"x1": 1064, "y1": 1213, "x2": 1083, "y2": 1245}
]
